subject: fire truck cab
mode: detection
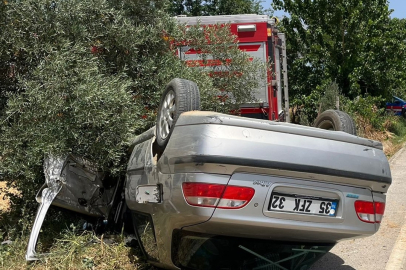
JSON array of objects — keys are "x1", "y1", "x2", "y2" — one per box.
[{"x1": 176, "y1": 14, "x2": 290, "y2": 122}]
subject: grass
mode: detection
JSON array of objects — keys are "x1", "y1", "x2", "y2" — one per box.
[
  {"x1": 0, "y1": 204, "x2": 155, "y2": 270},
  {"x1": 354, "y1": 114, "x2": 406, "y2": 157},
  {"x1": 0, "y1": 232, "x2": 143, "y2": 270}
]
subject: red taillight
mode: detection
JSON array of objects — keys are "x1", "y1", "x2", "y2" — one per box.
[
  {"x1": 182, "y1": 183, "x2": 255, "y2": 209},
  {"x1": 354, "y1": 200, "x2": 385, "y2": 224},
  {"x1": 217, "y1": 185, "x2": 255, "y2": 209},
  {"x1": 182, "y1": 183, "x2": 226, "y2": 208},
  {"x1": 374, "y1": 202, "x2": 385, "y2": 223}
]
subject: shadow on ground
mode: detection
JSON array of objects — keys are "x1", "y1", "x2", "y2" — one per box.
[{"x1": 309, "y1": 252, "x2": 356, "y2": 270}]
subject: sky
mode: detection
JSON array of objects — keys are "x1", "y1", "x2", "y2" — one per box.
[{"x1": 262, "y1": 0, "x2": 406, "y2": 19}]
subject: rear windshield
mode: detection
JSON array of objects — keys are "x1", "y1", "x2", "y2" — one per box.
[{"x1": 172, "y1": 230, "x2": 334, "y2": 270}]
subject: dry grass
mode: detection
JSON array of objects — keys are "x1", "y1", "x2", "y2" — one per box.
[
  {"x1": 0, "y1": 182, "x2": 9, "y2": 212},
  {"x1": 0, "y1": 232, "x2": 148, "y2": 270},
  {"x1": 355, "y1": 116, "x2": 406, "y2": 157},
  {"x1": 0, "y1": 183, "x2": 150, "y2": 270},
  {"x1": 0, "y1": 181, "x2": 19, "y2": 212}
]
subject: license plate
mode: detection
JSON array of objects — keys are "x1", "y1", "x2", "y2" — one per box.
[{"x1": 269, "y1": 193, "x2": 338, "y2": 217}]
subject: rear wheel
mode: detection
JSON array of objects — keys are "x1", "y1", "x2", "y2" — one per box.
[
  {"x1": 156, "y1": 78, "x2": 200, "y2": 149},
  {"x1": 314, "y1": 110, "x2": 357, "y2": 135}
]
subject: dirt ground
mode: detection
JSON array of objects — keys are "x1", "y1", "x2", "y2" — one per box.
[{"x1": 0, "y1": 181, "x2": 13, "y2": 212}]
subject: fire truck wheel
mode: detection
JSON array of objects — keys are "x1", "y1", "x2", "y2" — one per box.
[
  {"x1": 314, "y1": 110, "x2": 357, "y2": 136},
  {"x1": 156, "y1": 78, "x2": 201, "y2": 149}
]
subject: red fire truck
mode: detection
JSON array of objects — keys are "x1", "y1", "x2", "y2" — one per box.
[{"x1": 176, "y1": 14, "x2": 290, "y2": 122}]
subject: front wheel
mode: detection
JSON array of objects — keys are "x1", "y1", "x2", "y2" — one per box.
[
  {"x1": 156, "y1": 78, "x2": 200, "y2": 150},
  {"x1": 314, "y1": 110, "x2": 357, "y2": 135}
]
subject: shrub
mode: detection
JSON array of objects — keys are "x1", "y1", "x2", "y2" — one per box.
[
  {"x1": 291, "y1": 81, "x2": 339, "y2": 126},
  {"x1": 0, "y1": 0, "x2": 266, "y2": 233},
  {"x1": 342, "y1": 95, "x2": 386, "y2": 131}
]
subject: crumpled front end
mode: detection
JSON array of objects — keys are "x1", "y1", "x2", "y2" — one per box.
[{"x1": 26, "y1": 155, "x2": 120, "y2": 261}]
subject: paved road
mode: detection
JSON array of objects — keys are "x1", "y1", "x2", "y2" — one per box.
[{"x1": 310, "y1": 146, "x2": 406, "y2": 270}]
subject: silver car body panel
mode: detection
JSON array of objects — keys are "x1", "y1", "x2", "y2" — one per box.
[
  {"x1": 184, "y1": 173, "x2": 377, "y2": 241},
  {"x1": 25, "y1": 111, "x2": 391, "y2": 267},
  {"x1": 124, "y1": 111, "x2": 391, "y2": 269},
  {"x1": 174, "y1": 111, "x2": 384, "y2": 150},
  {"x1": 26, "y1": 155, "x2": 120, "y2": 260},
  {"x1": 162, "y1": 112, "x2": 390, "y2": 189},
  {"x1": 44, "y1": 155, "x2": 117, "y2": 217},
  {"x1": 26, "y1": 156, "x2": 65, "y2": 261}
]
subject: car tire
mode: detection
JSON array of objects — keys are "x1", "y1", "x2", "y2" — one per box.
[
  {"x1": 156, "y1": 78, "x2": 201, "y2": 149},
  {"x1": 314, "y1": 110, "x2": 357, "y2": 135}
]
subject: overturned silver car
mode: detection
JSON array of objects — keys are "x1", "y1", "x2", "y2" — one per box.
[{"x1": 27, "y1": 78, "x2": 391, "y2": 270}]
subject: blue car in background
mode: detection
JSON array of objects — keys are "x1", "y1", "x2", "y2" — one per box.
[{"x1": 386, "y1": 96, "x2": 406, "y2": 117}]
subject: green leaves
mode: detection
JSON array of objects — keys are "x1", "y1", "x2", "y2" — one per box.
[
  {"x1": 1, "y1": 44, "x2": 135, "y2": 177},
  {"x1": 169, "y1": 0, "x2": 264, "y2": 16},
  {"x1": 0, "y1": 0, "x2": 265, "y2": 201},
  {"x1": 172, "y1": 23, "x2": 266, "y2": 112},
  {"x1": 0, "y1": 0, "x2": 167, "y2": 194},
  {"x1": 273, "y1": 0, "x2": 406, "y2": 121}
]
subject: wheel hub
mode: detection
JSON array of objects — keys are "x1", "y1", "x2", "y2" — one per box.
[{"x1": 158, "y1": 90, "x2": 176, "y2": 140}]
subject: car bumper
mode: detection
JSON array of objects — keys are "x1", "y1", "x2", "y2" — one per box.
[{"x1": 181, "y1": 173, "x2": 381, "y2": 243}]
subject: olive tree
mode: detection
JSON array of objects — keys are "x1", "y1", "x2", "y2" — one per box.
[{"x1": 0, "y1": 0, "x2": 266, "y2": 219}]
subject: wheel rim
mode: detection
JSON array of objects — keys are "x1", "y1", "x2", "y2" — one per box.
[{"x1": 158, "y1": 90, "x2": 176, "y2": 140}]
